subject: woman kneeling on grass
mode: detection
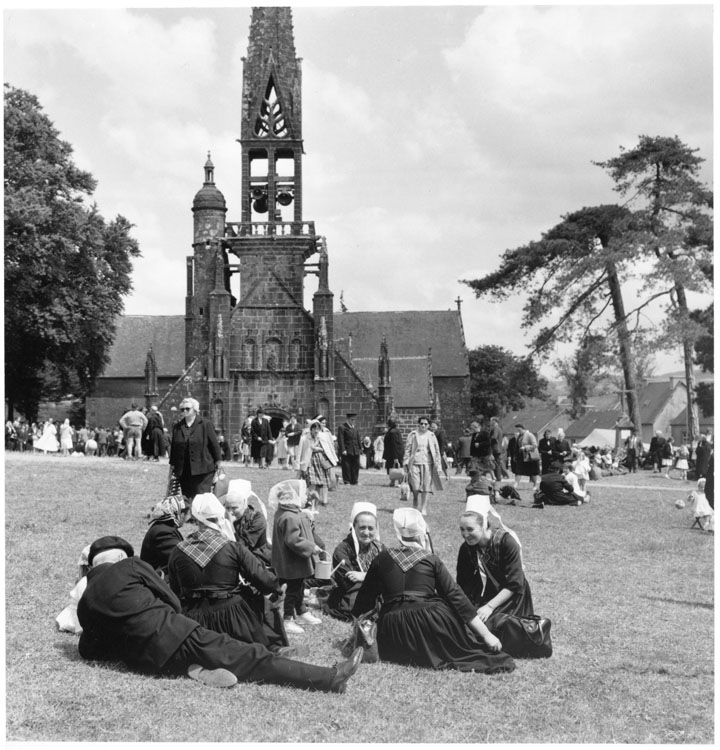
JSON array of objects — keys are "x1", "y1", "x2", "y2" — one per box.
[
  {"x1": 457, "y1": 495, "x2": 534, "y2": 625},
  {"x1": 326, "y1": 502, "x2": 384, "y2": 621},
  {"x1": 351, "y1": 507, "x2": 515, "y2": 673}
]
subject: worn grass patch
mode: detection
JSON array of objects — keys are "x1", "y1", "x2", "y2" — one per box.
[{"x1": 5, "y1": 453, "x2": 714, "y2": 742}]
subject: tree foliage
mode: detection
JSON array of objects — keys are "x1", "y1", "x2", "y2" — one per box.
[
  {"x1": 463, "y1": 204, "x2": 644, "y2": 431},
  {"x1": 595, "y1": 135, "x2": 713, "y2": 439},
  {"x1": 4, "y1": 84, "x2": 140, "y2": 419},
  {"x1": 467, "y1": 345, "x2": 548, "y2": 418}
]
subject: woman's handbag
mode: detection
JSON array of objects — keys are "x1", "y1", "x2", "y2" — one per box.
[
  {"x1": 388, "y1": 460, "x2": 405, "y2": 483},
  {"x1": 341, "y1": 606, "x2": 380, "y2": 663},
  {"x1": 317, "y1": 451, "x2": 333, "y2": 471},
  {"x1": 488, "y1": 613, "x2": 552, "y2": 659}
]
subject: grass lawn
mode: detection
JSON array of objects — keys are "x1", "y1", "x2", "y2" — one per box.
[{"x1": 5, "y1": 452, "x2": 714, "y2": 743}]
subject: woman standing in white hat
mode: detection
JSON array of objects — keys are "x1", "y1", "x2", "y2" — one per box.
[{"x1": 351, "y1": 507, "x2": 514, "y2": 673}]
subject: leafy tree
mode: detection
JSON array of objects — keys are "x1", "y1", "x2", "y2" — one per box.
[
  {"x1": 595, "y1": 135, "x2": 713, "y2": 440},
  {"x1": 467, "y1": 345, "x2": 548, "y2": 418},
  {"x1": 690, "y1": 303, "x2": 713, "y2": 418},
  {"x1": 4, "y1": 84, "x2": 140, "y2": 420},
  {"x1": 463, "y1": 205, "x2": 644, "y2": 432},
  {"x1": 555, "y1": 335, "x2": 609, "y2": 418}
]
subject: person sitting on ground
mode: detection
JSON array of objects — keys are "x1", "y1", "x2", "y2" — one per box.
[
  {"x1": 563, "y1": 461, "x2": 590, "y2": 502},
  {"x1": 464, "y1": 469, "x2": 496, "y2": 501},
  {"x1": 77, "y1": 535, "x2": 363, "y2": 691},
  {"x1": 140, "y1": 495, "x2": 189, "y2": 578},
  {"x1": 537, "y1": 462, "x2": 587, "y2": 506},
  {"x1": 217, "y1": 478, "x2": 271, "y2": 566},
  {"x1": 326, "y1": 502, "x2": 384, "y2": 622},
  {"x1": 168, "y1": 494, "x2": 291, "y2": 655},
  {"x1": 351, "y1": 507, "x2": 514, "y2": 673},
  {"x1": 456, "y1": 495, "x2": 534, "y2": 623}
]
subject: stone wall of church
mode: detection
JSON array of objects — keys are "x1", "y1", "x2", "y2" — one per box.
[
  {"x1": 332, "y1": 354, "x2": 378, "y2": 439},
  {"x1": 434, "y1": 375, "x2": 471, "y2": 444}
]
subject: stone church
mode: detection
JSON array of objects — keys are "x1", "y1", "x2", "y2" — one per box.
[{"x1": 86, "y1": 7, "x2": 471, "y2": 441}]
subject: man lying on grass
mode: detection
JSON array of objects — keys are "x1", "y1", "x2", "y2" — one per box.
[{"x1": 77, "y1": 535, "x2": 362, "y2": 692}]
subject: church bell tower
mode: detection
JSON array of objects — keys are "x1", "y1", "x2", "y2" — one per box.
[{"x1": 186, "y1": 7, "x2": 334, "y2": 437}]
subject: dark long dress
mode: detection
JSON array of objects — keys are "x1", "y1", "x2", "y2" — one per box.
[
  {"x1": 168, "y1": 528, "x2": 287, "y2": 651},
  {"x1": 233, "y1": 507, "x2": 272, "y2": 567},
  {"x1": 352, "y1": 548, "x2": 514, "y2": 673},
  {"x1": 456, "y1": 531, "x2": 534, "y2": 620},
  {"x1": 326, "y1": 534, "x2": 383, "y2": 621}
]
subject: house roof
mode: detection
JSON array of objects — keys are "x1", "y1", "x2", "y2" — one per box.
[
  {"x1": 333, "y1": 310, "x2": 468, "y2": 378},
  {"x1": 501, "y1": 400, "x2": 569, "y2": 436},
  {"x1": 670, "y1": 409, "x2": 715, "y2": 428},
  {"x1": 638, "y1": 380, "x2": 684, "y2": 423},
  {"x1": 565, "y1": 410, "x2": 624, "y2": 441},
  {"x1": 101, "y1": 316, "x2": 185, "y2": 378}
]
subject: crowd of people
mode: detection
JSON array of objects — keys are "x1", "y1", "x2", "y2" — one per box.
[{"x1": 51, "y1": 402, "x2": 715, "y2": 696}]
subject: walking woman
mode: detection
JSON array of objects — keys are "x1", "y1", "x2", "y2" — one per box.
[
  {"x1": 298, "y1": 419, "x2": 338, "y2": 507},
  {"x1": 403, "y1": 416, "x2": 443, "y2": 515}
]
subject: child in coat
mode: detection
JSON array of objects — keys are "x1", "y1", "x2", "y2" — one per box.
[{"x1": 270, "y1": 480, "x2": 325, "y2": 634}]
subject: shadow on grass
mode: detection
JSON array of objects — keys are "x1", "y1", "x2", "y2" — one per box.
[
  {"x1": 640, "y1": 595, "x2": 714, "y2": 610},
  {"x1": 54, "y1": 639, "x2": 83, "y2": 661}
]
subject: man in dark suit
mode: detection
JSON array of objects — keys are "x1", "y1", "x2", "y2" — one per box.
[
  {"x1": 337, "y1": 412, "x2": 362, "y2": 485},
  {"x1": 77, "y1": 536, "x2": 362, "y2": 693},
  {"x1": 537, "y1": 463, "x2": 585, "y2": 506},
  {"x1": 250, "y1": 407, "x2": 272, "y2": 468}
]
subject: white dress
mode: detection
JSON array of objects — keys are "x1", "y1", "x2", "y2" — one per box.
[{"x1": 35, "y1": 422, "x2": 59, "y2": 452}]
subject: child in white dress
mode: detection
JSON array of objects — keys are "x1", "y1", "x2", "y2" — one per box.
[{"x1": 687, "y1": 478, "x2": 713, "y2": 531}]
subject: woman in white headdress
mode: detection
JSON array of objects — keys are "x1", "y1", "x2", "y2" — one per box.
[
  {"x1": 298, "y1": 419, "x2": 338, "y2": 507},
  {"x1": 326, "y1": 502, "x2": 384, "y2": 621},
  {"x1": 457, "y1": 495, "x2": 534, "y2": 624},
  {"x1": 167, "y1": 493, "x2": 290, "y2": 654},
  {"x1": 352, "y1": 507, "x2": 515, "y2": 673},
  {"x1": 35, "y1": 417, "x2": 59, "y2": 454},
  {"x1": 218, "y1": 478, "x2": 271, "y2": 566}
]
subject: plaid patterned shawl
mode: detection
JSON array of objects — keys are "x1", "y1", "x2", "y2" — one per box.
[{"x1": 177, "y1": 527, "x2": 230, "y2": 568}]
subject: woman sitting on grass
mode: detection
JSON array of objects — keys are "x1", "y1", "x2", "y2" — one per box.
[
  {"x1": 326, "y1": 502, "x2": 384, "y2": 621},
  {"x1": 217, "y1": 478, "x2": 271, "y2": 566},
  {"x1": 168, "y1": 493, "x2": 291, "y2": 655},
  {"x1": 351, "y1": 507, "x2": 514, "y2": 673},
  {"x1": 140, "y1": 495, "x2": 188, "y2": 578},
  {"x1": 456, "y1": 495, "x2": 534, "y2": 623}
]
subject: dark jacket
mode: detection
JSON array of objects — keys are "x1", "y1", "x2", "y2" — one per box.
[
  {"x1": 271, "y1": 505, "x2": 321, "y2": 579},
  {"x1": 77, "y1": 557, "x2": 198, "y2": 672},
  {"x1": 327, "y1": 534, "x2": 384, "y2": 621},
  {"x1": 169, "y1": 416, "x2": 222, "y2": 478},
  {"x1": 337, "y1": 422, "x2": 362, "y2": 455},
  {"x1": 383, "y1": 427, "x2": 405, "y2": 466},
  {"x1": 539, "y1": 472, "x2": 581, "y2": 505},
  {"x1": 140, "y1": 521, "x2": 183, "y2": 576}
]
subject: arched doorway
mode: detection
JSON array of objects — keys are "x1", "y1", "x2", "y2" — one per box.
[{"x1": 264, "y1": 408, "x2": 289, "y2": 438}]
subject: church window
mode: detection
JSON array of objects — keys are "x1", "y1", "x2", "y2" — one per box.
[
  {"x1": 290, "y1": 338, "x2": 301, "y2": 370},
  {"x1": 254, "y1": 78, "x2": 288, "y2": 138}
]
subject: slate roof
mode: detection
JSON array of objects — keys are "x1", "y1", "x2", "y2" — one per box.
[
  {"x1": 565, "y1": 410, "x2": 624, "y2": 442},
  {"x1": 637, "y1": 381, "x2": 682, "y2": 423},
  {"x1": 101, "y1": 316, "x2": 185, "y2": 378},
  {"x1": 501, "y1": 400, "x2": 570, "y2": 437},
  {"x1": 333, "y1": 311, "x2": 468, "y2": 378},
  {"x1": 350, "y1": 356, "x2": 432, "y2": 408}
]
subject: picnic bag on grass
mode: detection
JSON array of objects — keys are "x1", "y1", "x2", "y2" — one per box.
[
  {"x1": 399, "y1": 478, "x2": 410, "y2": 502},
  {"x1": 388, "y1": 461, "x2": 405, "y2": 483},
  {"x1": 341, "y1": 606, "x2": 380, "y2": 663},
  {"x1": 488, "y1": 613, "x2": 552, "y2": 659}
]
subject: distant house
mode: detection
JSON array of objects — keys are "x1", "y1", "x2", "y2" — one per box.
[
  {"x1": 565, "y1": 410, "x2": 630, "y2": 449},
  {"x1": 500, "y1": 400, "x2": 570, "y2": 439}
]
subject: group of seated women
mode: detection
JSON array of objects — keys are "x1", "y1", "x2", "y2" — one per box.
[{"x1": 125, "y1": 477, "x2": 539, "y2": 674}]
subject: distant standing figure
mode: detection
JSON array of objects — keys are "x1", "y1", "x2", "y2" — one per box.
[
  {"x1": 661, "y1": 436, "x2": 675, "y2": 479},
  {"x1": 337, "y1": 412, "x2": 362, "y2": 486},
  {"x1": 383, "y1": 419, "x2": 404, "y2": 485},
  {"x1": 169, "y1": 397, "x2": 223, "y2": 499},
  {"x1": 489, "y1": 417, "x2": 508, "y2": 480},
  {"x1": 144, "y1": 406, "x2": 165, "y2": 461},
  {"x1": 454, "y1": 429, "x2": 473, "y2": 475},
  {"x1": 35, "y1": 418, "x2": 59, "y2": 454},
  {"x1": 538, "y1": 430, "x2": 554, "y2": 475},
  {"x1": 250, "y1": 408, "x2": 272, "y2": 469},
  {"x1": 514, "y1": 424, "x2": 540, "y2": 490},
  {"x1": 59, "y1": 419, "x2": 74, "y2": 456},
  {"x1": 694, "y1": 434, "x2": 711, "y2": 478},
  {"x1": 403, "y1": 416, "x2": 443, "y2": 516},
  {"x1": 119, "y1": 403, "x2": 148, "y2": 460}
]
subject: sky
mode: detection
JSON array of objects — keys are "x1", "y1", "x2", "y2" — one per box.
[{"x1": 3, "y1": 3, "x2": 714, "y2": 380}]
